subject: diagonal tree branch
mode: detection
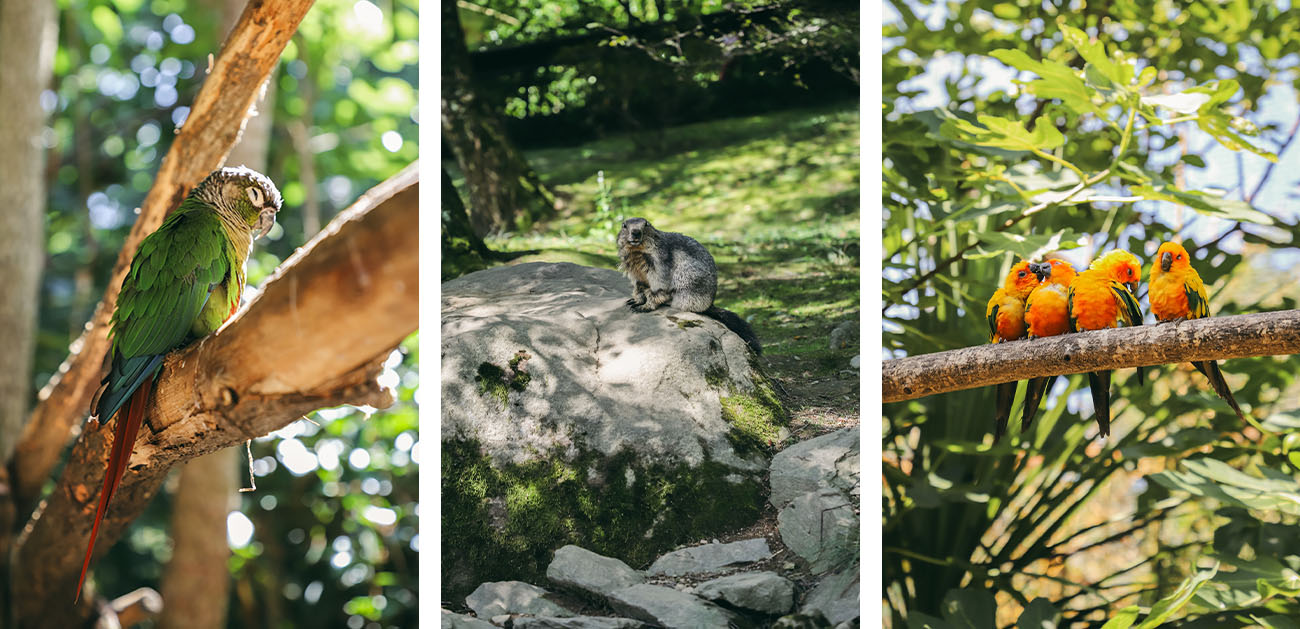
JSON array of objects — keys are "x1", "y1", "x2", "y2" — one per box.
[
  {"x1": 10, "y1": 0, "x2": 316, "y2": 512},
  {"x1": 884, "y1": 310, "x2": 1300, "y2": 403},
  {"x1": 12, "y1": 163, "x2": 417, "y2": 626}
]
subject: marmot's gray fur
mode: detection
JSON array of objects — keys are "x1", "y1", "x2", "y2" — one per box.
[{"x1": 617, "y1": 217, "x2": 761, "y2": 354}]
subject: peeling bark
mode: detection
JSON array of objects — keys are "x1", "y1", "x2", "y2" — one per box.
[
  {"x1": 13, "y1": 163, "x2": 417, "y2": 626},
  {"x1": 884, "y1": 311, "x2": 1300, "y2": 403}
]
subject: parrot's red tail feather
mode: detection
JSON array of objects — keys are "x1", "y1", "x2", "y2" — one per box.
[{"x1": 75, "y1": 376, "x2": 152, "y2": 602}]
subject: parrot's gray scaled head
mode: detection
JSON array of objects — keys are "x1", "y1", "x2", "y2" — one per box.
[{"x1": 196, "y1": 166, "x2": 283, "y2": 240}]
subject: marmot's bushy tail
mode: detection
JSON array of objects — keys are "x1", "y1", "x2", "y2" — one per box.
[{"x1": 705, "y1": 306, "x2": 762, "y2": 355}]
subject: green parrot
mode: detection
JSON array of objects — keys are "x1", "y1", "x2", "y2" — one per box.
[{"x1": 77, "y1": 167, "x2": 282, "y2": 601}]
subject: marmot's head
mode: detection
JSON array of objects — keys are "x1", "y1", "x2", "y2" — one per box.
[{"x1": 617, "y1": 217, "x2": 657, "y2": 250}]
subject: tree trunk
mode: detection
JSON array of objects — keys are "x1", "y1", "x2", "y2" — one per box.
[
  {"x1": 157, "y1": 2, "x2": 277, "y2": 625},
  {"x1": 0, "y1": 0, "x2": 57, "y2": 467},
  {"x1": 441, "y1": 165, "x2": 496, "y2": 281},
  {"x1": 441, "y1": 1, "x2": 555, "y2": 237}
]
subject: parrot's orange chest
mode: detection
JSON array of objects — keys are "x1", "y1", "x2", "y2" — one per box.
[
  {"x1": 992, "y1": 292, "x2": 1027, "y2": 342},
  {"x1": 1149, "y1": 272, "x2": 1190, "y2": 321},
  {"x1": 1027, "y1": 285, "x2": 1070, "y2": 337},
  {"x1": 1070, "y1": 275, "x2": 1124, "y2": 331}
]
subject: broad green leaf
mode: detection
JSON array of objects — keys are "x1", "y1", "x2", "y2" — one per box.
[
  {"x1": 908, "y1": 612, "x2": 956, "y2": 629},
  {"x1": 1182, "y1": 80, "x2": 1278, "y2": 161},
  {"x1": 974, "y1": 230, "x2": 1083, "y2": 261},
  {"x1": 1141, "y1": 92, "x2": 1211, "y2": 114},
  {"x1": 990, "y1": 49, "x2": 1100, "y2": 116},
  {"x1": 1130, "y1": 184, "x2": 1274, "y2": 225},
  {"x1": 91, "y1": 6, "x2": 123, "y2": 45},
  {"x1": 941, "y1": 588, "x2": 996, "y2": 629},
  {"x1": 1100, "y1": 606, "x2": 1139, "y2": 629},
  {"x1": 1016, "y1": 598, "x2": 1062, "y2": 629},
  {"x1": 940, "y1": 114, "x2": 1064, "y2": 152},
  {"x1": 1061, "y1": 23, "x2": 1132, "y2": 87},
  {"x1": 1134, "y1": 563, "x2": 1218, "y2": 628}
]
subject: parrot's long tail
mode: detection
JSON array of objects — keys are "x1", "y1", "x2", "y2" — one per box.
[
  {"x1": 993, "y1": 380, "x2": 1018, "y2": 443},
  {"x1": 1193, "y1": 360, "x2": 1245, "y2": 422},
  {"x1": 1087, "y1": 371, "x2": 1111, "y2": 438},
  {"x1": 1021, "y1": 375, "x2": 1058, "y2": 434},
  {"x1": 76, "y1": 375, "x2": 153, "y2": 603}
]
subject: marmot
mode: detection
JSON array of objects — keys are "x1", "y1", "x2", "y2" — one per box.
[{"x1": 617, "y1": 217, "x2": 762, "y2": 354}]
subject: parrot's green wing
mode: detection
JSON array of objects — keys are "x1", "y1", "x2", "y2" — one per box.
[{"x1": 94, "y1": 209, "x2": 231, "y2": 423}]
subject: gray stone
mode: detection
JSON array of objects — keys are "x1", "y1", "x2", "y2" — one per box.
[
  {"x1": 769, "y1": 427, "x2": 859, "y2": 509},
  {"x1": 441, "y1": 609, "x2": 497, "y2": 629},
  {"x1": 829, "y1": 321, "x2": 859, "y2": 350},
  {"x1": 695, "y1": 571, "x2": 795, "y2": 615},
  {"x1": 511, "y1": 616, "x2": 648, "y2": 629},
  {"x1": 801, "y1": 566, "x2": 859, "y2": 626},
  {"x1": 608, "y1": 584, "x2": 744, "y2": 628},
  {"x1": 443, "y1": 263, "x2": 769, "y2": 473},
  {"x1": 547, "y1": 545, "x2": 645, "y2": 598},
  {"x1": 443, "y1": 263, "x2": 778, "y2": 590},
  {"x1": 647, "y1": 538, "x2": 772, "y2": 576},
  {"x1": 778, "y1": 488, "x2": 858, "y2": 574},
  {"x1": 465, "y1": 581, "x2": 576, "y2": 619}
]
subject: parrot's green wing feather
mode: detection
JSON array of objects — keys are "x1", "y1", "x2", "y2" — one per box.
[
  {"x1": 112, "y1": 211, "x2": 230, "y2": 358},
  {"x1": 1185, "y1": 276, "x2": 1208, "y2": 319},
  {"x1": 96, "y1": 210, "x2": 231, "y2": 422}
]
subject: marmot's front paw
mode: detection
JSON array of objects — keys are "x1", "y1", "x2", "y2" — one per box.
[
  {"x1": 630, "y1": 304, "x2": 654, "y2": 313},
  {"x1": 625, "y1": 298, "x2": 642, "y2": 307}
]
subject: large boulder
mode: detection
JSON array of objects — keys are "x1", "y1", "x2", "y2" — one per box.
[{"x1": 442, "y1": 263, "x2": 785, "y2": 598}]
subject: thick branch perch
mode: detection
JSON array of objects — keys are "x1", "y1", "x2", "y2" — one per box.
[
  {"x1": 13, "y1": 164, "x2": 417, "y2": 626},
  {"x1": 884, "y1": 311, "x2": 1300, "y2": 403},
  {"x1": 11, "y1": 0, "x2": 316, "y2": 509}
]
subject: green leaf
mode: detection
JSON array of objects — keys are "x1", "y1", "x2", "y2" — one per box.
[
  {"x1": 1060, "y1": 23, "x2": 1132, "y2": 88},
  {"x1": 1183, "y1": 80, "x2": 1278, "y2": 161},
  {"x1": 941, "y1": 588, "x2": 996, "y2": 629},
  {"x1": 974, "y1": 230, "x2": 1083, "y2": 261},
  {"x1": 1140, "y1": 92, "x2": 1211, "y2": 114},
  {"x1": 908, "y1": 612, "x2": 956, "y2": 629},
  {"x1": 91, "y1": 6, "x2": 123, "y2": 45},
  {"x1": 990, "y1": 49, "x2": 1099, "y2": 116},
  {"x1": 1100, "y1": 606, "x2": 1139, "y2": 629},
  {"x1": 1016, "y1": 598, "x2": 1062, "y2": 629},
  {"x1": 940, "y1": 114, "x2": 1064, "y2": 152},
  {"x1": 1134, "y1": 563, "x2": 1218, "y2": 628},
  {"x1": 1130, "y1": 184, "x2": 1274, "y2": 225}
]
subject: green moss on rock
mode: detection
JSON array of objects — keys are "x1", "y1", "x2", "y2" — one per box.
[
  {"x1": 474, "y1": 352, "x2": 533, "y2": 409},
  {"x1": 441, "y1": 438, "x2": 764, "y2": 601},
  {"x1": 718, "y1": 360, "x2": 788, "y2": 456}
]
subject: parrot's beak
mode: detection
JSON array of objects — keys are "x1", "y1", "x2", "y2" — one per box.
[
  {"x1": 1030, "y1": 263, "x2": 1050, "y2": 282},
  {"x1": 1160, "y1": 251, "x2": 1172, "y2": 273},
  {"x1": 253, "y1": 208, "x2": 276, "y2": 240},
  {"x1": 1126, "y1": 281, "x2": 1138, "y2": 294}
]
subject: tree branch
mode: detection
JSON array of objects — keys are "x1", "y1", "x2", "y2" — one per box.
[
  {"x1": 10, "y1": 0, "x2": 316, "y2": 512},
  {"x1": 884, "y1": 310, "x2": 1300, "y2": 403},
  {"x1": 12, "y1": 163, "x2": 417, "y2": 626}
]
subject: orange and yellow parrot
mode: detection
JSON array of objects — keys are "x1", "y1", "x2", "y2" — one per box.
[
  {"x1": 1021, "y1": 258, "x2": 1078, "y2": 431},
  {"x1": 986, "y1": 260, "x2": 1041, "y2": 441},
  {"x1": 1067, "y1": 250, "x2": 1145, "y2": 437},
  {"x1": 1149, "y1": 241, "x2": 1245, "y2": 421}
]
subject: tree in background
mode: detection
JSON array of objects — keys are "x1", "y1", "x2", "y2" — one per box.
[
  {"x1": 885, "y1": 1, "x2": 1300, "y2": 626},
  {"x1": 442, "y1": 0, "x2": 556, "y2": 237},
  {"x1": 0, "y1": 0, "x2": 57, "y2": 467}
]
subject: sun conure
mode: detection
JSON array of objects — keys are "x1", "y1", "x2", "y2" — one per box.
[
  {"x1": 1148, "y1": 241, "x2": 1245, "y2": 422},
  {"x1": 1067, "y1": 249, "x2": 1145, "y2": 438},
  {"x1": 986, "y1": 259, "x2": 1041, "y2": 442},
  {"x1": 78, "y1": 167, "x2": 282, "y2": 601},
  {"x1": 1021, "y1": 258, "x2": 1079, "y2": 433}
]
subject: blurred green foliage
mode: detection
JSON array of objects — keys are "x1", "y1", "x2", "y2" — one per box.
[
  {"x1": 36, "y1": 0, "x2": 417, "y2": 626},
  {"x1": 884, "y1": 1, "x2": 1300, "y2": 626}
]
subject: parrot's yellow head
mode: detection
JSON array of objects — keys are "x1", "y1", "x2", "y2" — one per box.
[
  {"x1": 1155, "y1": 241, "x2": 1191, "y2": 275},
  {"x1": 194, "y1": 166, "x2": 283, "y2": 241},
  {"x1": 1090, "y1": 249, "x2": 1142, "y2": 293},
  {"x1": 1003, "y1": 260, "x2": 1041, "y2": 298}
]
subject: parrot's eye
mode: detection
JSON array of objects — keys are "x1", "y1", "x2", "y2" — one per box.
[
  {"x1": 1176, "y1": 254, "x2": 1183, "y2": 260},
  {"x1": 1018, "y1": 271, "x2": 1027, "y2": 278},
  {"x1": 1127, "y1": 268, "x2": 1134, "y2": 277},
  {"x1": 247, "y1": 186, "x2": 263, "y2": 206}
]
